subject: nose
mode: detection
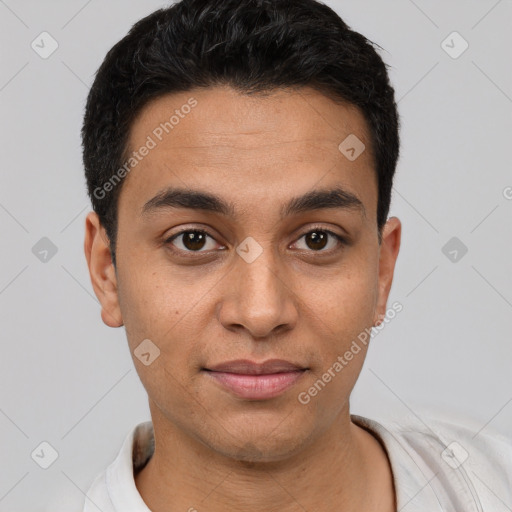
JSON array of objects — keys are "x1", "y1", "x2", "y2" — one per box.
[{"x1": 217, "y1": 243, "x2": 299, "y2": 340}]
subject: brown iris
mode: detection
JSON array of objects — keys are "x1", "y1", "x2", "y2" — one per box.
[
  {"x1": 304, "y1": 231, "x2": 328, "y2": 251},
  {"x1": 182, "y1": 231, "x2": 207, "y2": 251}
]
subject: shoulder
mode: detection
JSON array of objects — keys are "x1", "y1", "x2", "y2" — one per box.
[
  {"x1": 422, "y1": 414, "x2": 512, "y2": 499},
  {"x1": 353, "y1": 412, "x2": 512, "y2": 510},
  {"x1": 83, "y1": 469, "x2": 112, "y2": 511},
  {"x1": 82, "y1": 421, "x2": 153, "y2": 511}
]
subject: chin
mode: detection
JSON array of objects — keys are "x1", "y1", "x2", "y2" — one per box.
[{"x1": 203, "y1": 421, "x2": 316, "y2": 465}]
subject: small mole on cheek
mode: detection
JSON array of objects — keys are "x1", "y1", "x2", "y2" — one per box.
[{"x1": 175, "y1": 310, "x2": 179, "y2": 315}]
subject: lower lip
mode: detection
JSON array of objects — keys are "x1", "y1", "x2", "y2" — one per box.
[{"x1": 205, "y1": 370, "x2": 306, "y2": 400}]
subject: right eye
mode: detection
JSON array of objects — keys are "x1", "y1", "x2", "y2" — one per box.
[{"x1": 165, "y1": 229, "x2": 225, "y2": 253}]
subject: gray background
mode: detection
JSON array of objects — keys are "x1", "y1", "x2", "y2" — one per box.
[{"x1": 1, "y1": 0, "x2": 511, "y2": 510}]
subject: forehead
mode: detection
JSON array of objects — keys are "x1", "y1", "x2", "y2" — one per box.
[{"x1": 119, "y1": 85, "x2": 377, "y2": 223}]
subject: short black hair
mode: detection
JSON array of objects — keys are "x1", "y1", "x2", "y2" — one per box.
[{"x1": 82, "y1": 0, "x2": 400, "y2": 264}]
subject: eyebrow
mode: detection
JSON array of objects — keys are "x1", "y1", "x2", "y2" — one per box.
[{"x1": 141, "y1": 185, "x2": 366, "y2": 220}]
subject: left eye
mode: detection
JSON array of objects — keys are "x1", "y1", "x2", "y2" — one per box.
[{"x1": 292, "y1": 229, "x2": 345, "y2": 252}]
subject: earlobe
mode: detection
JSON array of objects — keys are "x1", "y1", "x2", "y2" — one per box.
[
  {"x1": 84, "y1": 211, "x2": 124, "y2": 328},
  {"x1": 373, "y1": 217, "x2": 401, "y2": 326}
]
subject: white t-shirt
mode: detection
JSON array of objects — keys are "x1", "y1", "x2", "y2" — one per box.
[{"x1": 83, "y1": 414, "x2": 512, "y2": 511}]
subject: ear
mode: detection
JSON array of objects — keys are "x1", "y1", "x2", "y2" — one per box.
[
  {"x1": 84, "y1": 211, "x2": 123, "y2": 327},
  {"x1": 373, "y1": 216, "x2": 401, "y2": 326}
]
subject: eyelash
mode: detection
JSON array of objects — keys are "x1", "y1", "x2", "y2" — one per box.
[{"x1": 165, "y1": 225, "x2": 347, "y2": 257}]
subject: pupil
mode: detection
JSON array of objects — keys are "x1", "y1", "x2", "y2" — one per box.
[
  {"x1": 306, "y1": 231, "x2": 327, "y2": 250},
  {"x1": 184, "y1": 232, "x2": 206, "y2": 251}
]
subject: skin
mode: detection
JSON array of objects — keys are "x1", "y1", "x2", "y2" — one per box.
[{"x1": 85, "y1": 85, "x2": 401, "y2": 512}]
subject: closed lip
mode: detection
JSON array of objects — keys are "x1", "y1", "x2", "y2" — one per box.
[{"x1": 204, "y1": 359, "x2": 307, "y2": 375}]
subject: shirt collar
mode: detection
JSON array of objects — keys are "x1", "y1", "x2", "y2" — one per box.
[{"x1": 102, "y1": 415, "x2": 482, "y2": 511}]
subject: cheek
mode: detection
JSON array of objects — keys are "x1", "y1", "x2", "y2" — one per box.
[
  {"x1": 300, "y1": 265, "x2": 378, "y2": 411},
  {"x1": 116, "y1": 261, "x2": 182, "y2": 350},
  {"x1": 116, "y1": 259, "x2": 215, "y2": 370},
  {"x1": 115, "y1": 267, "x2": 204, "y2": 410},
  {"x1": 310, "y1": 258, "x2": 379, "y2": 341}
]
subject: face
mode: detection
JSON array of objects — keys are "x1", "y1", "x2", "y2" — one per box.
[{"x1": 85, "y1": 85, "x2": 401, "y2": 462}]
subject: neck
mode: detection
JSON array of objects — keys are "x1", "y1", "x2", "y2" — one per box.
[{"x1": 135, "y1": 402, "x2": 395, "y2": 512}]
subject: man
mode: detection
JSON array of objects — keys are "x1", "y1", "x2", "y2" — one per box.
[{"x1": 82, "y1": 0, "x2": 512, "y2": 510}]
